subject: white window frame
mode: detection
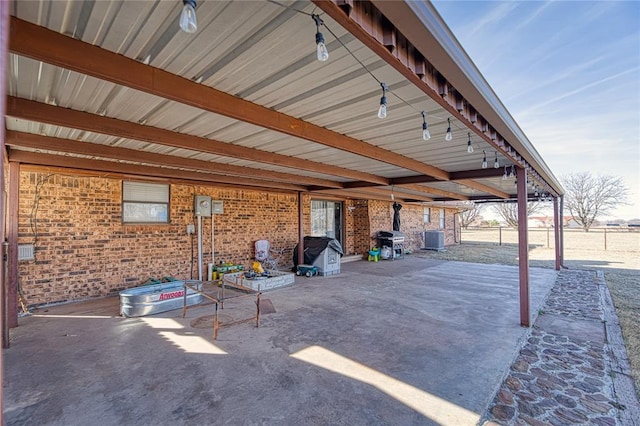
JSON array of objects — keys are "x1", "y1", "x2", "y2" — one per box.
[
  {"x1": 423, "y1": 207, "x2": 431, "y2": 223},
  {"x1": 122, "y1": 181, "x2": 170, "y2": 223}
]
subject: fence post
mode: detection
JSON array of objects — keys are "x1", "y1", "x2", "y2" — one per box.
[
  {"x1": 499, "y1": 226, "x2": 502, "y2": 246},
  {"x1": 547, "y1": 227, "x2": 550, "y2": 248},
  {"x1": 604, "y1": 227, "x2": 607, "y2": 251}
]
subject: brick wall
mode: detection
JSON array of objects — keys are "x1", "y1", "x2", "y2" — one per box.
[
  {"x1": 367, "y1": 201, "x2": 459, "y2": 252},
  {"x1": 15, "y1": 170, "x2": 459, "y2": 307},
  {"x1": 17, "y1": 172, "x2": 302, "y2": 306}
]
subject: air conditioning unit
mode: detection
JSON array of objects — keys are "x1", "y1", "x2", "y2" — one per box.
[{"x1": 422, "y1": 230, "x2": 445, "y2": 251}]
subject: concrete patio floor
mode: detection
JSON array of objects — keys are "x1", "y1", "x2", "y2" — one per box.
[{"x1": 3, "y1": 258, "x2": 557, "y2": 425}]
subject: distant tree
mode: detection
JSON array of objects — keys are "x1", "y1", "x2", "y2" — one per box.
[
  {"x1": 561, "y1": 172, "x2": 629, "y2": 232},
  {"x1": 458, "y1": 201, "x2": 483, "y2": 229},
  {"x1": 491, "y1": 201, "x2": 544, "y2": 229}
]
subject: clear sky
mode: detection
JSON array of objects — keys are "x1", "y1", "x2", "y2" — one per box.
[{"x1": 433, "y1": 0, "x2": 640, "y2": 220}]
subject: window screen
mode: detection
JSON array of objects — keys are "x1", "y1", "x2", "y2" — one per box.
[
  {"x1": 423, "y1": 207, "x2": 431, "y2": 223},
  {"x1": 122, "y1": 182, "x2": 170, "y2": 223}
]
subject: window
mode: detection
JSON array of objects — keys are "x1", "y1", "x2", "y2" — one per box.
[
  {"x1": 423, "y1": 207, "x2": 431, "y2": 223},
  {"x1": 439, "y1": 208, "x2": 445, "y2": 229},
  {"x1": 122, "y1": 182, "x2": 170, "y2": 223}
]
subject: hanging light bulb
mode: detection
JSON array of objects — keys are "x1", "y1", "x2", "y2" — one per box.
[
  {"x1": 378, "y1": 83, "x2": 388, "y2": 119},
  {"x1": 502, "y1": 165, "x2": 508, "y2": 180},
  {"x1": 467, "y1": 133, "x2": 474, "y2": 153},
  {"x1": 421, "y1": 111, "x2": 431, "y2": 140},
  {"x1": 445, "y1": 117, "x2": 453, "y2": 141},
  {"x1": 494, "y1": 151, "x2": 500, "y2": 168},
  {"x1": 509, "y1": 165, "x2": 516, "y2": 178},
  {"x1": 481, "y1": 150, "x2": 488, "y2": 169},
  {"x1": 179, "y1": 0, "x2": 198, "y2": 34},
  {"x1": 312, "y1": 15, "x2": 329, "y2": 62}
]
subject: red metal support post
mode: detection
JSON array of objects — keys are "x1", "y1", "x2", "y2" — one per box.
[
  {"x1": 553, "y1": 197, "x2": 561, "y2": 271},
  {"x1": 559, "y1": 196, "x2": 565, "y2": 267},
  {"x1": 297, "y1": 192, "x2": 305, "y2": 266},
  {"x1": 516, "y1": 167, "x2": 530, "y2": 327},
  {"x1": 0, "y1": 0, "x2": 10, "y2": 420},
  {"x1": 7, "y1": 161, "x2": 19, "y2": 329}
]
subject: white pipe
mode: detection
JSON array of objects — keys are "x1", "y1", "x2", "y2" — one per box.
[
  {"x1": 197, "y1": 214, "x2": 203, "y2": 281},
  {"x1": 211, "y1": 211, "x2": 215, "y2": 266}
]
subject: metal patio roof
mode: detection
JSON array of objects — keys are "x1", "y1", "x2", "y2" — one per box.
[{"x1": 4, "y1": 0, "x2": 564, "y2": 204}]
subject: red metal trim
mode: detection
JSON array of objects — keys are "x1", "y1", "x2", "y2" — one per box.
[{"x1": 516, "y1": 166, "x2": 530, "y2": 327}]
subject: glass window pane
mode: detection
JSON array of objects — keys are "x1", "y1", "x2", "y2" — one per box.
[{"x1": 123, "y1": 203, "x2": 169, "y2": 223}]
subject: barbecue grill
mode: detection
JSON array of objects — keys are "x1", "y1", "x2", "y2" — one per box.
[{"x1": 378, "y1": 231, "x2": 405, "y2": 260}]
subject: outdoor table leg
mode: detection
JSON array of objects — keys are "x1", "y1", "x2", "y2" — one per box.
[
  {"x1": 256, "y1": 292, "x2": 261, "y2": 328},
  {"x1": 182, "y1": 282, "x2": 188, "y2": 318},
  {"x1": 213, "y1": 302, "x2": 219, "y2": 340}
]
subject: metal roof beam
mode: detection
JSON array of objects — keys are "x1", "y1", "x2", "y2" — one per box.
[
  {"x1": 6, "y1": 97, "x2": 384, "y2": 185},
  {"x1": 312, "y1": 187, "x2": 433, "y2": 202},
  {"x1": 5, "y1": 131, "x2": 343, "y2": 188},
  {"x1": 396, "y1": 183, "x2": 468, "y2": 200},
  {"x1": 8, "y1": 16, "x2": 449, "y2": 181},
  {"x1": 341, "y1": 167, "x2": 503, "y2": 188},
  {"x1": 456, "y1": 179, "x2": 509, "y2": 199},
  {"x1": 7, "y1": 149, "x2": 308, "y2": 192}
]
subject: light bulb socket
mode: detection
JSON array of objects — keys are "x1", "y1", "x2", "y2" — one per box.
[
  {"x1": 315, "y1": 31, "x2": 325, "y2": 45},
  {"x1": 380, "y1": 95, "x2": 387, "y2": 106},
  {"x1": 183, "y1": 0, "x2": 196, "y2": 8}
]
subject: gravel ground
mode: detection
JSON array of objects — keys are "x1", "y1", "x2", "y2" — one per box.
[{"x1": 413, "y1": 228, "x2": 640, "y2": 400}]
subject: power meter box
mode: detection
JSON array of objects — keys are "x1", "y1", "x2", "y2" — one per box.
[{"x1": 194, "y1": 195, "x2": 212, "y2": 216}]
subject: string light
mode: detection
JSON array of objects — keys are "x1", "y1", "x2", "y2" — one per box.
[
  {"x1": 378, "y1": 83, "x2": 388, "y2": 119},
  {"x1": 269, "y1": 0, "x2": 522, "y2": 182},
  {"x1": 179, "y1": 0, "x2": 198, "y2": 34},
  {"x1": 312, "y1": 15, "x2": 329, "y2": 62},
  {"x1": 421, "y1": 111, "x2": 431, "y2": 140}
]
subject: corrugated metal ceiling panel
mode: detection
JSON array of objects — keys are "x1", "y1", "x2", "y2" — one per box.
[{"x1": 7, "y1": 0, "x2": 545, "y2": 199}]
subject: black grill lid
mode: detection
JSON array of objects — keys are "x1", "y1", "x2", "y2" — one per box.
[{"x1": 378, "y1": 230, "x2": 405, "y2": 238}]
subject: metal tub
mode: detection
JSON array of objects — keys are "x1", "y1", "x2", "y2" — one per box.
[{"x1": 119, "y1": 281, "x2": 203, "y2": 317}]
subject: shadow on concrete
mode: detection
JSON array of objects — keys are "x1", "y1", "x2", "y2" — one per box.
[{"x1": 4, "y1": 257, "x2": 557, "y2": 425}]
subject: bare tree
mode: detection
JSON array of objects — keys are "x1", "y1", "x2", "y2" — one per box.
[
  {"x1": 562, "y1": 172, "x2": 629, "y2": 231},
  {"x1": 458, "y1": 201, "x2": 483, "y2": 229},
  {"x1": 492, "y1": 201, "x2": 544, "y2": 229}
]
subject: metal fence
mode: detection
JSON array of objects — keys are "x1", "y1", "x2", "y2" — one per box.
[{"x1": 461, "y1": 227, "x2": 640, "y2": 252}]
